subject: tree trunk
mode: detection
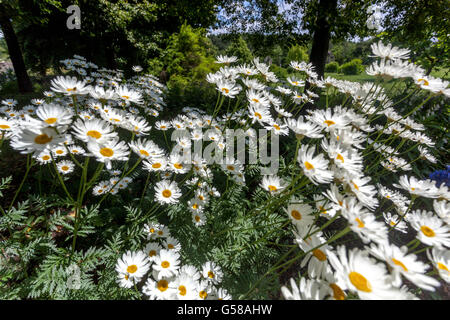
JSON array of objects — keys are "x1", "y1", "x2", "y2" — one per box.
[
  {"x1": 0, "y1": 6, "x2": 33, "y2": 93},
  {"x1": 308, "y1": 0, "x2": 338, "y2": 82}
]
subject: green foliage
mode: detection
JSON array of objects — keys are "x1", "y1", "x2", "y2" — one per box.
[
  {"x1": 325, "y1": 61, "x2": 339, "y2": 73},
  {"x1": 152, "y1": 23, "x2": 218, "y2": 111},
  {"x1": 377, "y1": 0, "x2": 450, "y2": 73},
  {"x1": 286, "y1": 44, "x2": 309, "y2": 63},
  {"x1": 225, "y1": 35, "x2": 254, "y2": 64},
  {"x1": 158, "y1": 24, "x2": 217, "y2": 81},
  {"x1": 339, "y1": 58, "x2": 363, "y2": 75},
  {"x1": 330, "y1": 40, "x2": 373, "y2": 65},
  {"x1": 270, "y1": 64, "x2": 289, "y2": 79},
  {"x1": 0, "y1": 37, "x2": 9, "y2": 61}
]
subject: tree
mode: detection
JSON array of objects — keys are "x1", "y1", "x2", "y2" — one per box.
[
  {"x1": 225, "y1": 35, "x2": 253, "y2": 63},
  {"x1": 376, "y1": 0, "x2": 450, "y2": 75},
  {"x1": 0, "y1": 1, "x2": 33, "y2": 93},
  {"x1": 286, "y1": 44, "x2": 308, "y2": 64},
  {"x1": 13, "y1": 0, "x2": 225, "y2": 74},
  {"x1": 217, "y1": 1, "x2": 373, "y2": 80}
]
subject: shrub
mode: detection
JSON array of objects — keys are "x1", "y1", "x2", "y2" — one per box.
[
  {"x1": 339, "y1": 58, "x2": 363, "y2": 75},
  {"x1": 225, "y1": 35, "x2": 253, "y2": 63},
  {"x1": 270, "y1": 64, "x2": 289, "y2": 79},
  {"x1": 286, "y1": 45, "x2": 309, "y2": 63},
  {"x1": 325, "y1": 61, "x2": 339, "y2": 73}
]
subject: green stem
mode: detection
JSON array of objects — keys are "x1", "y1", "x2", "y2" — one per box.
[{"x1": 8, "y1": 154, "x2": 34, "y2": 212}]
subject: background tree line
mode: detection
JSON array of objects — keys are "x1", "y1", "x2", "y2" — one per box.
[{"x1": 0, "y1": 0, "x2": 448, "y2": 94}]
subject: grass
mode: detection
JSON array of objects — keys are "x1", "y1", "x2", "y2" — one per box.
[
  {"x1": 0, "y1": 75, "x2": 53, "y2": 104},
  {"x1": 325, "y1": 72, "x2": 376, "y2": 82}
]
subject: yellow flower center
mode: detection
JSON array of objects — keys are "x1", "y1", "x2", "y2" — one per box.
[
  {"x1": 304, "y1": 161, "x2": 314, "y2": 170},
  {"x1": 34, "y1": 133, "x2": 53, "y2": 145},
  {"x1": 167, "y1": 244, "x2": 174, "y2": 249},
  {"x1": 268, "y1": 185, "x2": 277, "y2": 192},
  {"x1": 222, "y1": 88, "x2": 230, "y2": 94},
  {"x1": 56, "y1": 150, "x2": 64, "y2": 155},
  {"x1": 99, "y1": 147, "x2": 114, "y2": 157},
  {"x1": 161, "y1": 261, "x2": 170, "y2": 268},
  {"x1": 291, "y1": 210, "x2": 302, "y2": 220},
  {"x1": 174, "y1": 163, "x2": 183, "y2": 169},
  {"x1": 392, "y1": 258, "x2": 408, "y2": 272},
  {"x1": 437, "y1": 263, "x2": 449, "y2": 273},
  {"x1": 324, "y1": 120, "x2": 336, "y2": 127},
  {"x1": 179, "y1": 285, "x2": 187, "y2": 296},
  {"x1": 273, "y1": 124, "x2": 281, "y2": 130},
  {"x1": 45, "y1": 118, "x2": 58, "y2": 124},
  {"x1": 157, "y1": 280, "x2": 168, "y2": 292},
  {"x1": 336, "y1": 154, "x2": 344, "y2": 163},
  {"x1": 353, "y1": 183, "x2": 359, "y2": 191},
  {"x1": 121, "y1": 95, "x2": 130, "y2": 100},
  {"x1": 312, "y1": 249, "x2": 327, "y2": 261},
  {"x1": 152, "y1": 163, "x2": 162, "y2": 169},
  {"x1": 227, "y1": 165, "x2": 235, "y2": 171},
  {"x1": 330, "y1": 283, "x2": 346, "y2": 300},
  {"x1": 208, "y1": 271, "x2": 215, "y2": 279},
  {"x1": 194, "y1": 215, "x2": 201, "y2": 222},
  {"x1": 420, "y1": 225, "x2": 435, "y2": 237},
  {"x1": 86, "y1": 130, "x2": 102, "y2": 139},
  {"x1": 139, "y1": 149, "x2": 149, "y2": 157},
  {"x1": 348, "y1": 271, "x2": 372, "y2": 292},
  {"x1": 252, "y1": 98, "x2": 259, "y2": 103},
  {"x1": 127, "y1": 265, "x2": 137, "y2": 274},
  {"x1": 42, "y1": 155, "x2": 51, "y2": 161},
  {"x1": 417, "y1": 78, "x2": 429, "y2": 86},
  {"x1": 254, "y1": 112, "x2": 262, "y2": 119},
  {"x1": 0, "y1": 124, "x2": 10, "y2": 129},
  {"x1": 149, "y1": 250, "x2": 156, "y2": 257},
  {"x1": 61, "y1": 165, "x2": 70, "y2": 171},
  {"x1": 355, "y1": 218, "x2": 365, "y2": 228},
  {"x1": 162, "y1": 189, "x2": 172, "y2": 198},
  {"x1": 199, "y1": 291, "x2": 208, "y2": 299}
]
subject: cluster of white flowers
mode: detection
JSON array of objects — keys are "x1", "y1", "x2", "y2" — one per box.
[
  {"x1": 1, "y1": 40, "x2": 448, "y2": 301},
  {"x1": 116, "y1": 222, "x2": 231, "y2": 300}
]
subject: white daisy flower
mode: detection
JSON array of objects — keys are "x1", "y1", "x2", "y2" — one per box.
[
  {"x1": 115, "y1": 250, "x2": 151, "y2": 282},
  {"x1": 369, "y1": 242, "x2": 440, "y2": 291},
  {"x1": 281, "y1": 277, "x2": 328, "y2": 300},
  {"x1": 144, "y1": 242, "x2": 162, "y2": 263},
  {"x1": 154, "y1": 180, "x2": 182, "y2": 205},
  {"x1": 143, "y1": 277, "x2": 176, "y2": 300},
  {"x1": 328, "y1": 246, "x2": 403, "y2": 300},
  {"x1": 427, "y1": 247, "x2": 450, "y2": 283},
  {"x1": 297, "y1": 145, "x2": 334, "y2": 185},
  {"x1": 260, "y1": 175, "x2": 287, "y2": 194},
  {"x1": 56, "y1": 160, "x2": 75, "y2": 175},
  {"x1": 408, "y1": 210, "x2": 450, "y2": 249},
  {"x1": 153, "y1": 249, "x2": 181, "y2": 279},
  {"x1": 36, "y1": 103, "x2": 73, "y2": 128},
  {"x1": 87, "y1": 138, "x2": 130, "y2": 170},
  {"x1": 50, "y1": 75, "x2": 91, "y2": 95},
  {"x1": 72, "y1": 118, "x2": 118, "y2": 144},
  {"x1": 201, "y1": 261, "x2": 223, "y2": 285},
  {"x1": 170, "y1": 273, "x2": 200, "y2": 300}
]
